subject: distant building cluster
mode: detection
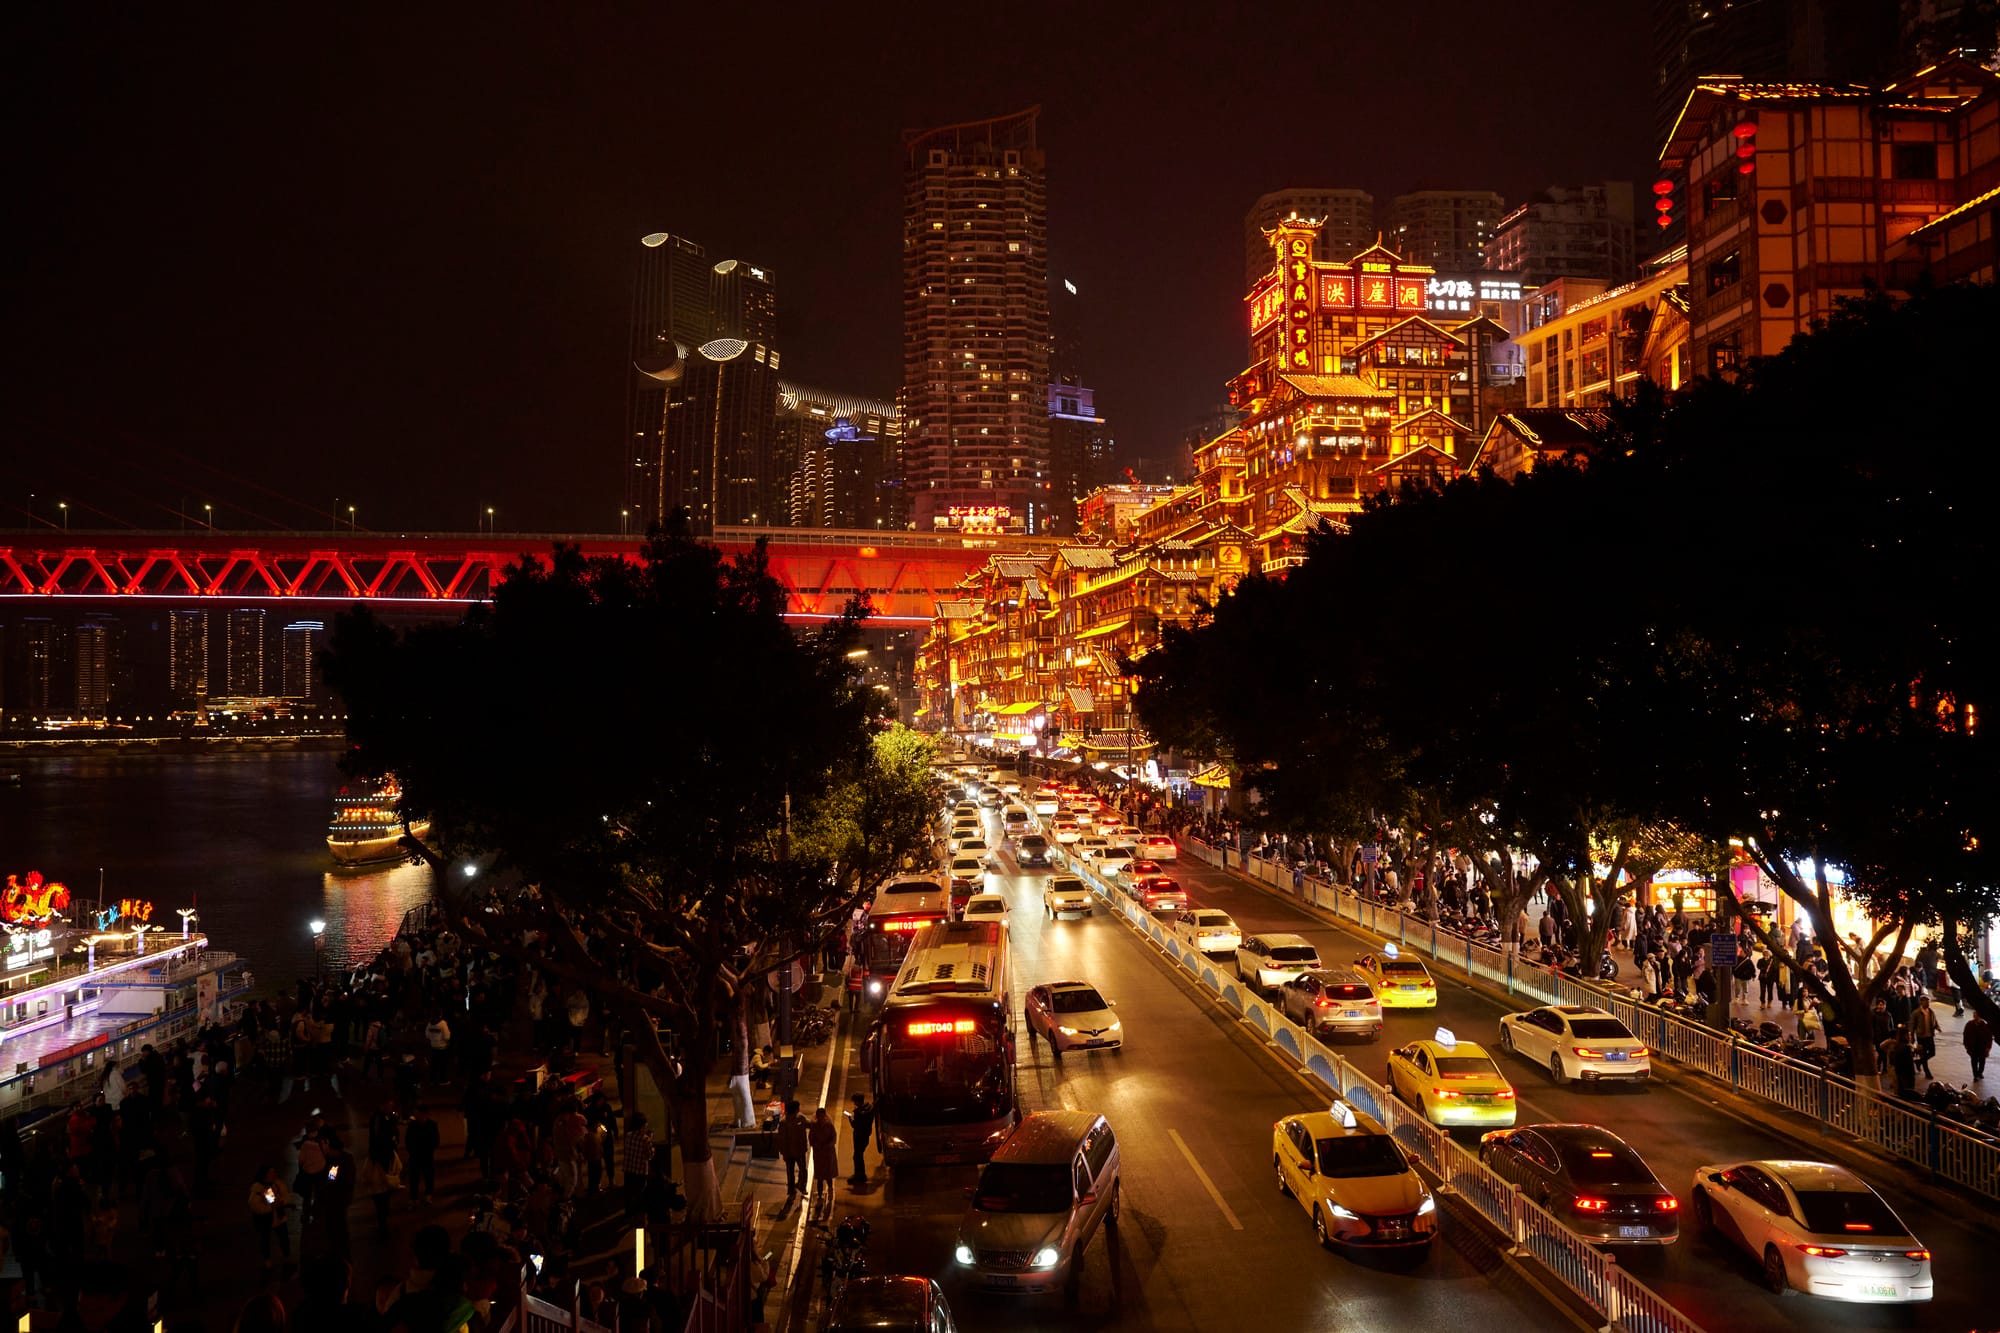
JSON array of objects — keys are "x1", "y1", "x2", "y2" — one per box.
[
  {"x1": 921, "y1": 48, "x2": 2000, "y2": 761},
  {"x1": 1, "y1": 608, "x2": 325, "y2": 728}
]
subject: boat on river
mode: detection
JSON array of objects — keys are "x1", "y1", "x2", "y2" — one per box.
[{"x1": 326, "y1": 778, "x2": 430, "y2": 867}]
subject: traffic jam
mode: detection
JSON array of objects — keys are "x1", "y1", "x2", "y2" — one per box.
[{"x1": 822, "y1": 754, "x2": 1940, "y2": 1331}]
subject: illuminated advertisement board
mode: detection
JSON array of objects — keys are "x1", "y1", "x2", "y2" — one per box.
[
  {"x1": 1249, "y1": 279, "x2": 1285, "y2": 333},
  {"x1": 1319, "y1": 273, "x2": 1354, "y2": 309}
]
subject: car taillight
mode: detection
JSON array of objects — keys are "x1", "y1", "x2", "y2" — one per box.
[
  {"x1": 1315, "y1": 997, "x2": 1331, "y2": 1007},
  {"x1": 1797, "y1": 1243, "x2": 1846, "y2": 1257},
  {"x1": 1654, "y1": 1196, "x2": 1680, "y2": 1212},
  {"x1": 1573, "y1": 1197, "x2": 1609, "y2": 1213},
  {"x1": 1571, "y1": 1047, "x2": 1608, "y2": 1058},
  {"x1": 1494, "y1": 1089, "x2": 1515, "y2": 1100},
  {"x1": 1904, "y1": 1249, "x2": 1930, "y2": 1260},
  {"x1": 1432, "y1": 1088, "x2": 1459, "y2": 1099}
]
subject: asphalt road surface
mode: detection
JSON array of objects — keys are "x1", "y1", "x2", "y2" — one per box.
[
  {"x1": 1161, "y1": 846, "x2": 1981, "y2": 1333},
  {"x1": 816, "y1": 809, "x2": 1581, "y2": 1333}
]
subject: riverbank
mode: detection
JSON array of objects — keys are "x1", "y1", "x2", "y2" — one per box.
[{"x1": 0, "y1": 732, "x2": 345, "y2": 757}]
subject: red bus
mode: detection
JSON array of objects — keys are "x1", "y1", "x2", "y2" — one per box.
[{"x1": 846, "y1": 878, "x2": 950, "y2": 1009}]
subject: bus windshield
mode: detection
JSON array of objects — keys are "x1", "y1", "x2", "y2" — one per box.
[{"x1": 878, "y1": 1018, "x2": 1010, "y2": 1126}]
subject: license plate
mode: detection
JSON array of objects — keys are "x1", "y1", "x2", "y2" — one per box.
[
  {"x1": 1400, "y1": 985, "x2": 1419, "y2": 991},
  {"x1": 932, "y1": 1154, "x2": 964, "y2": 1164},
  {"x1": 1618, "y1": 1225, "x2": 1651, "y2": 1238},
  {"x1": 1861, "y1": 1284, "x2": 1899, "y2": 1298},
  {"x1": 1379, "y1": 1225, "x2": 1407, "y2": 1237},
  {"x1": 1344, "y1": 1010, "x2": 1364, "y2": 1018},
  {"x1": 1606, "y1": 1051, "x2": 1628, "y2": 1061},
  {"x1": 1464, "y1": 1095, "x2": 1490, "y2": 1104}
]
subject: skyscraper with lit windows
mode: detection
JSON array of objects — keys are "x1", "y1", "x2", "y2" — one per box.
[{"x1": 901, "y1": 108, "x2": 1050, "y2": 533}]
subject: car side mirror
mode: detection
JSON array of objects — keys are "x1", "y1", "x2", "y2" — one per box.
[{"x1": 1706, "y1": 1172, "x2": 1726, "y2": 1188}]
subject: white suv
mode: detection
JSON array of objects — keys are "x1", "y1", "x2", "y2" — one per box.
[{"x1": 1235, "y1": 934, "x2": 1323, "y2": 995}]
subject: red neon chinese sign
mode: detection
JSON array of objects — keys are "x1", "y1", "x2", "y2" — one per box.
[
  {"x1": 1319, "y1": 273, "x2": 1354, "y2": 309},
  {"x1": 907, "y1": 1019, "x2": 977, "y2": 1036},
  {"x1": 946, "y1": 506, "x2": 1012, "y2": 520},
  {"x1": 1249, "y1": 279, "x2": 1283, "y2": 333},
  {"x1": 1285, "y1": 242, "x2": 1314, "y2": 371},
  {"x1": 1360, "y1": 276, "x2": 1393, "y2": 308},
  {"x1": 1396, "y1": 278, "x2": 1427, "y2": 311}
]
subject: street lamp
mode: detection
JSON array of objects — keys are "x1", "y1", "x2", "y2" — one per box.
[
  {"x1": 58, "y1": 502, "x2": 68, "y2": 529},
  {"x1": 348, "y1": 504, "x2": 356, "y2": 531},
  {"x1": 620, "y1": 508, "x2": 630, "y2": 537},
  {"x1": 203, "y1": 503, "x2": 214, "y2": 531},
  {"x1": 309, "y1": 918, "x2": 326, "y2": 979}
]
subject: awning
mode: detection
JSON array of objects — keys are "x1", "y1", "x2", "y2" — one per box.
[
  {"x1": 1074, "y1": 618, "x2": 1130, "y2": 641},
  {"x1": 1191, "y1": 763, "x2": 1232, "y2": 789},
  {"x1": 1066, "y1": 686, "x2": 1096, "y2": 711}
]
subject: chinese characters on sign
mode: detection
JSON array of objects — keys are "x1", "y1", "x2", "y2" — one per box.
[
  {"x1": 946, "y1": 506, "x2": 1013, "y2": 520},
  {"x1": 1285, "y1": 240, "x2": 1314, "y2": 371},
  {"x1": 1319, "y1": 273, "x2": 1354, "y2": 309},
  {"x1": 1249, "y1": 280, "x2": 1285, "y2": 333}
]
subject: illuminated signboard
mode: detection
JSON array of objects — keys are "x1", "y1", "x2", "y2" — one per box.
[
  {"x1": 1426, "y1": 276, "x2": 1525, "y2": 313},
  {"x1": 1395, "y1": 278, "x2": 1426, "y2": 312},
  {"x1": 1359, "y1": 275, "x2": 1394, "y2": 308},
  {"x1": 1249, "y1": 280, "x2": 1284, "y2": 333},
  {"x1": 1319, "y1": 273, "x2": 1354, "y2": 309},
  {"x1": 946, "y1": 506, "x2": 1012, "y2": 520},
  {"x1": 907, "y1": 1018, "x2": 977, "y2": 1036},
  {"x1": 1284, "y1": 237, "x2": 1314, "y2": 371},
  {"x1": 5, "y1": 928, "x2": 56, "y2": 972},
  {"x1": 2, "y1": 871, "x2": 70, "y2": 926}
]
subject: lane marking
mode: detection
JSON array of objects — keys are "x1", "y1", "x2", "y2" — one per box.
[{"x1": 1168, "y1": 1127, "x2": 1244, "y2": 1231}]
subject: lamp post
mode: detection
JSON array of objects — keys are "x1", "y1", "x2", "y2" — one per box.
[
  {"x1": 203, "y1": 503, "x2": 214, "y2": 531},
  {"x1": 310, "y1": 918, "x2": 326, "y2": 979},
  {"x1": 620, "y1": 508, "x2": 630, "y2": 537},
  {"x1": 348, "y1": 505, "x2": 357, "y2": 531},
  {"x1": 58, "y1": 502, "x2": 68, "y2": 530}
]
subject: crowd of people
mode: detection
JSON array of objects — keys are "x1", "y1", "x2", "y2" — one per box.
[{"x1": 0, "y1": 906, "x2": 707, "y2": 1333}]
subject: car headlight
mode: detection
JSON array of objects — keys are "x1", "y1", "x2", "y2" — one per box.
[
  {"x1": 983, "y1": 1126, "x2": 1013, "y2": 1144},
  {"x1": 1329, "y1": 1204, "x2": 1359, "y2": 1220},
  {"x1": 884, "y1": 1134, "x2": 909, "y2": 1149},
  {"x1": 867, "y1": 980, "x2": 883, "y2": 996},
  {"x1": 955, "y1": 1245, "x2": 974, "y2": 1265},
  {"x1": 1032, "y1": 1246, "x2": 1061, "y2": 1269},
  {"x1": 1058, "y1": 1026, "x2": 1079, "y2": 1036},
  {"x1": 1417, "y1": 1194, "x2": 1436, "y2": 1216},
  {"x1": 1108, "y1": 1020, "x2": 1121, "y2": 1031}
]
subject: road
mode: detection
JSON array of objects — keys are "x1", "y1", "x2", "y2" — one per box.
[
  {"x1": 1161, "y1": 847, "x2": 1982, "y2": 1333},
  {"x1": 817, "y1": 807, "x2": 1579, "y2": 1332}
]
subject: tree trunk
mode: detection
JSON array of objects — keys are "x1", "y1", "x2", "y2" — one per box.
[{"x1": 1940, "y1": 910, "x2": 2000, "y2": 1030}]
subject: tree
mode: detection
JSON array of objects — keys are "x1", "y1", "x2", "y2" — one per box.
[{"x1": 328, "y1": 534, "x2": 938, "y2": 1216}]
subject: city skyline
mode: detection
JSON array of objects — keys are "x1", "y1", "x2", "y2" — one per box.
[{"x1": 6, "y1": 3, "x2": 1662, "y2": 534}]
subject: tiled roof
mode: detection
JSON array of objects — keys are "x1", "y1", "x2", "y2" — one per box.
[
  {"x1": 1908, "y1": 183, "x2": 2000, "y2": 239},
  {"x1": 991, "y1": 558, "x2": 1043, "y2": 579},
  {"x1": 1349, "y1": 317, "x2": 1466, "y2": 357},
  {"x1": 936, "y1": 600, "x2": 983, "y2": 620},
  {"x1": 1390, "y1": 408, "x2": 1473, "y2": 434},
  {"x1": 1057, "y1": 546, "x2": 1118, "y2": 568},
  {"x1": 1279, "y1": 373, "x2": 1395, "y2": 400},
  {"x1": 1489, "y1": 410, "x2": 1609, "y2": 449}
]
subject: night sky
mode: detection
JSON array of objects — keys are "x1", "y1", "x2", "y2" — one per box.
[{"x1": 7, "y1": 2, "x2": 1651, "y2": 535}]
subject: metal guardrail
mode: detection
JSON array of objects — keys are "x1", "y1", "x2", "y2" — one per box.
[
  {"x1": 1073, "y1": 857, "x2": 1706, "y2": 1333},
  {"x1": 1182, "y1": 837, "x2": 2000, "y2": 1205}
]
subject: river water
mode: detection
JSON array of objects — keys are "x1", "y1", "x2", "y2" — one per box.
[{"x1": 1, "y1": 750, "x2": 433, "y2": 992}]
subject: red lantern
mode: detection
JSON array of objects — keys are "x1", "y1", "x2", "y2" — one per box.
[
  {"x1": 1732, "y1": 120, "x2": 1758, "y2": 139},
  {"x1": 1657, "y1": 214, "x2": 1674, "y2": 228},
  {"x1": 1738, "y1": 161, "x2": 1756, "y2": 175},
  {"x1": 1737, "y1": 143, "x2": 1756, "y2": 159},
  {"x1": 1652, "y1": 178, "x2": 1675, "y2": 194}
]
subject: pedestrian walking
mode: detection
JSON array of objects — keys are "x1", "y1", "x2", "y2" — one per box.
[
  {"x1": 404, "y1": 1105, "x2": 440, "y2": 1204},
  {"x1": 248, "y1": 1165, "x2": 293, "y2": 1274},
  {"x1": 423, "y1": 1011, "x2": 453, "y2": 1085},
  {"x1": 809, "y1": 1107, "x2": 839, "y2": 1216},
  {"x1": 1732, "y1": 951, "x2": 1756, "y2": 1004},
  {"x1": 1882, "y1": 1027, "x2": 1917, "y2": 1100},
  {"x1": 846, "y1": 1093, "x2": 875, "y2": 1187},
  {"x1": 1907, "y1": 999, "x2": 1939, "y2": 1079},
  {"x1": 777, "y1": 1101, "x2": 810, "y2": 1205},
  {"x1": 1966, "y1": 1012, "x2": 1993, "y2": 1082}
]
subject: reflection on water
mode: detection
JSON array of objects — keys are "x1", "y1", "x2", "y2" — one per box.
[{"x1": 2, "y1": 749, "x2": 433, "y2": 992}]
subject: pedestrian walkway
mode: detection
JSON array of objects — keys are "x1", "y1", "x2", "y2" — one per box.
[{"x1": 1528, "y1": 897, "x2": 1993, "y2": 1095}]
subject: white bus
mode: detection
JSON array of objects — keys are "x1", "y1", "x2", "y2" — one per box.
[{"x1": 862, "y1": 918, "x2": 1017, "y2": 1166}]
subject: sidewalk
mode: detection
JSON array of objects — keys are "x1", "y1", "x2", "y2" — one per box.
[{"x1": 1526, "y1": 898, "x2": 1992, "y2": 1094}]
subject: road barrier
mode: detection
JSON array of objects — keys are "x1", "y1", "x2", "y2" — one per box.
[
  {"x1": 1072, "y1": 859, "x2": 1705, "y2": 1333},
  {"x1": 1180, "y1": 837, "x2": 2000, "y2": 1206}
]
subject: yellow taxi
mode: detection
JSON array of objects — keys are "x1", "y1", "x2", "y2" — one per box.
[
  {"x1": 1274, "y1": 1099, "x2": 1438, "y2": 1251},
  {"x1": 1354, "y1": 944, "x2": 1438, "y2": 1008},
  {"x1": 1386, "y1": 1029, "x2": 1517, "y2": 1130}
]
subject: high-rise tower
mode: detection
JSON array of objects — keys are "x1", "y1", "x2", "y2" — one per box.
[
  {"x1": 625, "y1": 232, "x2": 713, "y2": 527},
  {"x1": 901, "y1": 108, "x2": 1050, "y2": 534}
]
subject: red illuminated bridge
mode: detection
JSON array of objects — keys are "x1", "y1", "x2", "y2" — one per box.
[{"x1": 0, "y1": 528, "x2": 1056, "y2": 626}]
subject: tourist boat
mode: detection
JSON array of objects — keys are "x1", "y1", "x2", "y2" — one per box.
[{"x1": 326, "y1": 778, "x2": 431, "y2": 866}]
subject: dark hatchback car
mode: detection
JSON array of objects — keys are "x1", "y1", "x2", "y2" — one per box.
[
  {"x1": 1478, "y1": 1123, "x2": 1680, "y2": 1245},
  {"x1": 826, "y1": 1276, "x2": 958, "y2": 1333},
  {"x1": 1016, "y1": 833, "x2": 1053, "y2": 869}
]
